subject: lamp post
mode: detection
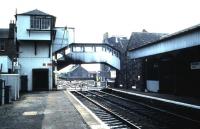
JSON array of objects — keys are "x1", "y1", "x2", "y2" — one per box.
[{"x1": 67, "y1": 27, "x2": 75, "y2": 43}]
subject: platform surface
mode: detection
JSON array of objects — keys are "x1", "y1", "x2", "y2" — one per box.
[
  {"x1": 0, "y1": 91, "x2": 101, "y2": 129},
  {"x1": 110, "y1": 88, "x2": 200, "y2": 108}
]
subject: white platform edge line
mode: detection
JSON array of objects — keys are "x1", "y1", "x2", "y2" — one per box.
[
  {"x1": 64, "y1": 90, "x2": 109, "y2": 129},
  {"x1": 112, "y1": 89, "x2": 200, "y2": 110}
]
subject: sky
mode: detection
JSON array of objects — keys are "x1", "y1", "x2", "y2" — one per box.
[
  {"x1": 1, "y1": 0, "x2": 200, "y2": 43},
  {"x1": 1, "y1": 0, "x2": 200, "y2": 71}
]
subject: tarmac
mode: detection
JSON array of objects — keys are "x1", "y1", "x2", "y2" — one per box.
[{"x1": 0, "y1": 90, "x2": 108, "y2": 129}]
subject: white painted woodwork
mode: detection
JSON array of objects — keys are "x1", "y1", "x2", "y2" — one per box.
[
  {"x1": 0, "y1": 56, "x2": 12, "y2": 73},
  {"x1": 16, "y1": 15, "x2": 51, "y2": 41}
]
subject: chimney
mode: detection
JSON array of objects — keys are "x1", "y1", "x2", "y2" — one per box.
[
  {"x1": 142, "y1": 29, "x2": 148, "y2": 32},
  {"x1": 9, "y1": 20, "x2": 15, "y2": 38}
]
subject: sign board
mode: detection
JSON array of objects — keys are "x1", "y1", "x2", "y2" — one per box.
[
  {"x1": 110, "y1": 70, "x2": 116, "y2": 78},
  {"x1": 191, "y1": 62, "x2": 200, "y2": 70}
]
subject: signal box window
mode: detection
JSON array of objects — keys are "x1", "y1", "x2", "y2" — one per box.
[{"x1": 30, "y1": 16, "x2": 51, "y2": 30}]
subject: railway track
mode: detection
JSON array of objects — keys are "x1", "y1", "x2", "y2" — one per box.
[
  {"x1": 90, "y1": 90, "x2": 200, "y2": 122},
  {"x1": 71, "y1": 91, "x2": 141, "y2": 129},
  {"x1": 72, "y1": 90, "x2": 200, "y2": 129}
]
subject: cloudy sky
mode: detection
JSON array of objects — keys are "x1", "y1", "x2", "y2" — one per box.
[{"x1": 1, "y1": 0, "x2": 200, "y2": 43}]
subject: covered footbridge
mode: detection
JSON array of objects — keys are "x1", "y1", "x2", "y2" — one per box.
[{"x1": 53, "y1": 43, "x2": 120, "y2": 70}]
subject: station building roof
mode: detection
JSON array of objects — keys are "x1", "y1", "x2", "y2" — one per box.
[
  {"x1": 127, "y1": 32, "x2": 166, "y2": 50},
  {"x1": 17, "y1": 9, "x2": 55, "y2": 17},
  {"x1": 129, "y1": 24, "x2": 200, "y2": 51},
  {"x1": 0, "y1": 29, "x2": 9, "y2": 38}
]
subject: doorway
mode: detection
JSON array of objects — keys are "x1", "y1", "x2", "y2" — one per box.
[{"x1": 32, "y1": 69, "x2": 49, "y2": 91}]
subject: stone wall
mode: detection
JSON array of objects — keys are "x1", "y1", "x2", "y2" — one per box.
[{"x1": 126, "y1": 58, "x2": 146, "y2": 91}]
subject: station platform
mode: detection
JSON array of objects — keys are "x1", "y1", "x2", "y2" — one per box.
[
  {"x1": 108, "y1": 88, "x2": 200, "y2": 108},
  {"x1": 0, "y1": 91, "x2": 108, "y2": 129},
  {"x1": 104, "y1": 88, "x2": 200, "y2": 122}
]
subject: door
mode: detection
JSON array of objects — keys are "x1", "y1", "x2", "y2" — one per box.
[
  {"x1": 32, "y1": 69, "x2": 49, "y2": 91},
  {"x1": 159, "y1": 59, "x2": 175, "y2": 94},
  {"x1": 20, "y1": 75, "x2": 28, "y2": 92}
]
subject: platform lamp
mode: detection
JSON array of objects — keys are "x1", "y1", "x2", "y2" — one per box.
[
  {"x1": 63, "y1": 26, "x2": 75, "y2": 44},
  {"x1": 68, "y1": 27, "x2": 75, "y2": 43}
]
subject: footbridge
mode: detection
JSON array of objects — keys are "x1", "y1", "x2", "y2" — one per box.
[{"x1": 53, "y1": 43, "x2": 120, "y2": 70}]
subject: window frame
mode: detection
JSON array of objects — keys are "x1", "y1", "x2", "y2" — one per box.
[{"x1": 30, "y1": 16, "x2": 51, "y2": 30}]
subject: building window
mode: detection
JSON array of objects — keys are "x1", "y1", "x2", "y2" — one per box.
[
  {"x1": 73, "y1": 46, "x2": 83, "y2": 52},
  {"x1": 31, "y1": 16, "x2": 40, "y2": 29},
  {"x1": 0, "y1": 40, "x2": 5, "y2": 51},
  {"x1": 41, "y1": 18, "x2": 51, "y2": 29},
  {"x1": 30, "y1": 16, "x2": 51, "y2": 30}
]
